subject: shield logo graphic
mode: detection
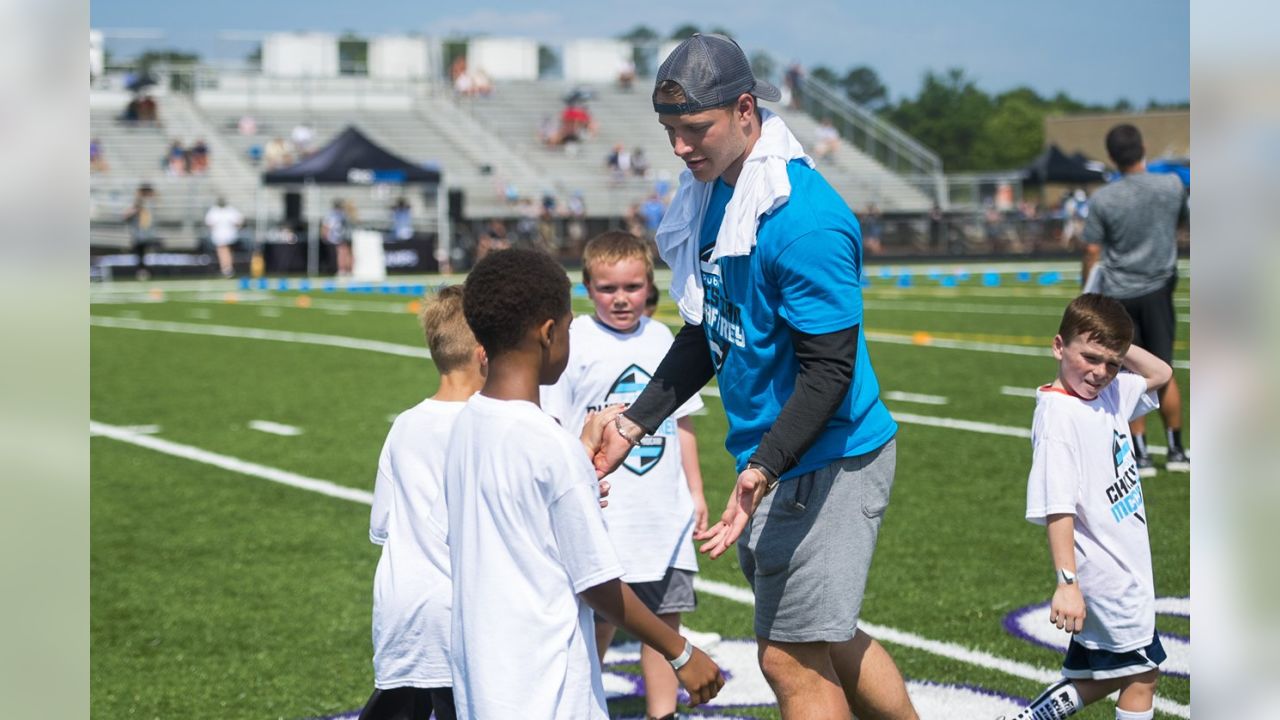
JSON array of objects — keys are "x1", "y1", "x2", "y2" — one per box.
[{"x1": 607, "y1": 364, "x2": 667, "y2": 476}]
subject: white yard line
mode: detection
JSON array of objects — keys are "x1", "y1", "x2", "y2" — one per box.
[
  {"x1": 1000, "y1": 385, "x2": 1040, "y2": 398},
  {"x1": 867, "y1": 330, "x2": 1190, "y2": 370},
  {"x1": 248, "y1": 420, "x2": 304, "y2": 437},
  {"x1": 90, "y1": 316, "x2": 431, "y2": 359},
  {"x1": 89, "y1": 421, "x2": 373, "y2": 504},
  {"x1": 88, "y1": 318, "x2": 1177, "y2": 455},
  {"x1": 865, "y1": 299, "x2": 1191, "y2": 325},
  {"x1": 91, "y1": 420, "x2": 1189, "y2": 718},
  {"x1": 89, "y1": 424, "x2": 161, "y2": 436},
  {"x1": 883, "y1": 391, "x2": 948, "y2": 405}
]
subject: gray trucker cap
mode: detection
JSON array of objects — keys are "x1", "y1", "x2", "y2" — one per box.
[{"x1": 652, "y1": 33, "x2": 782, "y2": 115}]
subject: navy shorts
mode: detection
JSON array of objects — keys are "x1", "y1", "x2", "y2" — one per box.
[
  {"x1": 1117, "y1": 275, "x2": 1178, "y2": 364},
  {"x1": 1063, "y1": 633, "x2": 1166, "y2": 680}
]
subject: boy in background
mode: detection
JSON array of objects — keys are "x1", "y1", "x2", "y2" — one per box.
[
  {"x1": 446, "y1": 248, "x2": 723, "y2": 719},
  {"x1": 362, "y1": 286, "x2": 484, "y2": 720},
  {"x1": 542, "y1": 232, "x2": 708, "y2": 720},
  {"x1": 1002, "y1": 293, "x2": 1173, "y2": 720}
]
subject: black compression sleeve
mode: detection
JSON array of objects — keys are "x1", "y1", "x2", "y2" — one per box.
[
  {"x1": 623, "y1": 322, "x2": 715, "y2": 434},
  {"x1": 747, "y1": 325, "x2": 858, "y2": 479}
]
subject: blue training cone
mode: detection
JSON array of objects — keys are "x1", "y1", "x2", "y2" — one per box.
[
  {"x1": 1038, "y1": 271, "x2": 1061, "y2": 285},
  {"x1": 897, "y1": 274, "x2": 913, "y2": 288},
  {"x1": 940, "y1": 276, "x2": 958, "y2": 288},
  {"x1": 982, "y1": 272, "x2": 1001, "y2": 287},
  {"x1": 1016, "y1": 271, "x2": 1031, "y2": 282},
  {"x1": 238, "y1": 277, "x2": 251, "y2": 290},
  {"x1": 276, "y1": 278, "x2": 290, "y2": 291},
  {"x1": 299, "y1": 279, "x2": 311, "y2": 292}
]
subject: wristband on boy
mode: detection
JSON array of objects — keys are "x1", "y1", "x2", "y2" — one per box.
[{"x1": 669, "y1": 639, "x2": 694, "y2": 670}]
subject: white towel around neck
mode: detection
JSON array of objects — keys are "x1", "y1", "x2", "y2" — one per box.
[{"x1": 654, "y1": 108, "x2": 814, "y2": 325}]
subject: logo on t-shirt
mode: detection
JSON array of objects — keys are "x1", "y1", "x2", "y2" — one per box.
[
  {"x1": 700, "y1": 246, "x2": 745, "y2": 372},
  {"x1": 600, "y1": 364, "x2": 666, "y2": 476},
  {"x1": 1107, "y1": 429, "x2": 1145, "y2": 524}
]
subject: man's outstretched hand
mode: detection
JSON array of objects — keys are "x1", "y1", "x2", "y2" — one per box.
[{"x1": 693, "y1": 467, "x2": 771, "y2": 559}]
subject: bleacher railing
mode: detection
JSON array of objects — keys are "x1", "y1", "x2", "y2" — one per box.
[{"x1": 797, "y1": 77, "x2": 947, "y2": 206}]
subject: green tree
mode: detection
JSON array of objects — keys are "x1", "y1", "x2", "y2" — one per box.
[
  {"x1": 134, "y1": 49, "x2": 200, "y2": 93},
  {"x1": 618, "y1": 24, "x2": 660, "y2": 75},
  {"x1": 750, "y1": 51, "x2": 776, "y2": 87},
  {"x1": 669, "y1": 24, "x2": 700, "y2": 40},
  {"x1": 809, "y1": 65, "x2": 839, "y2": 86},
  {"x1": 538, "y1": 45, "x2": 560, "y2": 77},
  {"x1": 885, "y1": 68, "x2": 992, "y2": 171},
  {"x1": 972, "y1": 92, "x2": 1044, "y2": 169},
  {"x1": 841, "y1": 66, "x2": 887, "y2": 110}
]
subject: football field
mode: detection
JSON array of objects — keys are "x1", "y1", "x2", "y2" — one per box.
[{"x1": 90, "y1": 261, "x2": 1191, "y2": 719}]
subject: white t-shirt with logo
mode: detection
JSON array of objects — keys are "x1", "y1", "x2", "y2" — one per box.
[
  {"x1": 204, "y1": 205, "x2": 244, "y2": 246},
  {"x1": 369, "y1": 398, "x2": 464, "y2": 689},
  {"x1": 1025, "y1": 372, "x2": 1160, "y2": 652},
  {"x1": 542, "y1": 315, "x2": 704, "y2": 583},
  {"x1": 445, "y1": 394, "x2": 624, "y2": 719}
]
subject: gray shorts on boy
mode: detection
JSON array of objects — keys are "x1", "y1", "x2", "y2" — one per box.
[{"x1": 737, "y1": 438, "x2": 896, "y2": 643}]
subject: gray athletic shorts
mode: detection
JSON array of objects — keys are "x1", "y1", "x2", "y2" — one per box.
[
  {"x1": 737, "y1": 438, "x2": 897, "y2": 643},
  {"x1": 605, "y1": 567, "x2": 697, "y2": 617}
]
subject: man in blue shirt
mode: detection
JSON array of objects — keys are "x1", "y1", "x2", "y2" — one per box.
[{"x1": 596, "y1": 33, "x2": 916, "y2": 720}]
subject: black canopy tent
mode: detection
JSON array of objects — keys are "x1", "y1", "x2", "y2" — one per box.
[
  {"x1": 261, "y1": 126, "x2": 443, "y2": 276},
  {"x1": 1020, "y1": 144, "x2": 1107, "y2": 186}
]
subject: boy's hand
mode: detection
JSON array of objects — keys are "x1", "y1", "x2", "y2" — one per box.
[
  {"x1": 579, "y1": 406, "x2": 623, "y2": 507},
  {"x1": 1049, "y1": 584, "x2": 1086, "y2": 634},
  {"x1": 694, "y1": 467, "x2": 770, "y2": 559},
  {"x1": 593, "y1": 413, "x2": 642, "y2": 478},
  {"x1": 579, "y1": 405, "x2": 625, "y2": 457},
  {"x1": 691, "y1": 491, "x2": 709, "y2": 534},
  {"x1": 673, "y1": 646, "x2": 725, "y2": 706}
]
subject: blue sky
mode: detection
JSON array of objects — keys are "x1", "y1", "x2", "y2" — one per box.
[{"x1": 91, "y1": 0, "x2": 1189, "y2": 105}]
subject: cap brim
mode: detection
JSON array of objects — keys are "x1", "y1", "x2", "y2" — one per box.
[{"x1": 753, "y1": 79, "x2": 782, "y2": 103}]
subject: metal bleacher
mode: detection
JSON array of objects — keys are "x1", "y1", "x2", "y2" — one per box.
[{"x1": 90, "y1": 66, "x2": 938, "y2": 254}]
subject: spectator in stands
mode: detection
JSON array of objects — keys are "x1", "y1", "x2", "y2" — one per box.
[
  {"x1": 138, "y1": 95, "x2": 158, "y2": 125},
  {"x1": 291, "y1": 122, "x2": 315, "y2": 156},
  {"x1": 862, "y1": 203, "x2": 883, "y2": 255},
  {"x1": 205, "y1": 197, "x2": 244, "y2": 279},
  {"x1": 556, "y1": 101, "x2": 597, "y2": 151},
  {"x1": 516, "y1": 198, "x2": 540, "y2": 246},
  {"x1": 813, "y1": 118, "x2": 840, "y2": 161},
  {"x1": 90, "y1": 137, "x2": 109, "y2": 174},
  {"x1": 123, "y1": 184, "x2": 159, "y2": 281},
  {"x1": 640, "y1": 192, "x2": 666, "y2": 241},
  {"x1": 624, "y1": 203, "x2": 646, "y2": 239},
  {"x1": 536, "y1": 115, "x2": 558, "y2": 147},
  {"x1": 565, "y1": 190, "x2": 587, "y2": 255},
  {"x1": 607, "y1": 143, "x2": 632, "y2": 182},
  {"x1": 618, "y1": 56, "x2": 637, "y2": 91},
  {"x1": 238, "y1": 114, "x2": 258, "y2": 136},
  {"x1": 322, "y1": 199, "x2": 352, "y2": 277},
  {"x1": 164, "y1": 140, "x2": 188, "y2": 176},
  {"x1": 264, "y1": 136, "x2": 292, "y2": 169},
  {"x1": 472, "y1": 68, "x2": 494, "y2": 97},
  {"x1": 631, "y1": 147, "x2": 651, "y2": 178},
  {"x1": 121, "y1": 97, "x2": 140, "y2": 124},
  {"x1": 391, "y1": 198, "x2": 414, "y2": 241},
  {"x1": 784, "y1": 62, "x2": 804, "y2": 109},
  {"x1": 475, "y1": 219, "x2": 511, "y2": 262},
  {"x1": 189, "y1": 138, "x2": 210, "y2": 175}
]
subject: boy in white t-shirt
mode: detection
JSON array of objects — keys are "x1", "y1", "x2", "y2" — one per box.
[
  {"x1": 447, "y1": 248, "x2": 723, "y2": 720},
  {"x1": 1001, "y1": 294, "x2": 1174, "y2": 720},
  {"x1": 362, "y1": 286, "x2": 483, "y2": 720},
  {"x1": 542, "y1": 231, "x2": 708, "y2": 720},
  {"x1": 203, "y1": 197, "x2": 243, "y2": 278}
]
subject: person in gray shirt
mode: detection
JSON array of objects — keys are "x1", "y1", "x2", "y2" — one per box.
[{"x1": 1082, "y1": 124, "x2": 1190, "y2": 475}]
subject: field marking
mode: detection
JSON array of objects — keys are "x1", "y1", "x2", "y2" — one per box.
[
  {"x1": 258, "y1": 307, "x2": 282, "y2": 318},
  {"x1": 92, "y1": 421, "x2": 1188, "y2": 717},
  {"x1": 867, "y1": 330, "x2": 1190, "y2": 370},
  {"x1": 865, "y1": 299, "x2": 1190, "y2": 325},
  {"x1": 884, "y1": 390, "x2": 948, "y2": 405},
  {"x1": 248, "y1": 420, "x2": 304, "y2": 437},
  {"x1": 90, "y1": 313, "x2": 1189, "y2": 370},
  {"x1": 89, "y1": 421, "x2": 373, "y2": 504},
  {"x1": 1000, "y1": 385, "x2": 1039, "y2": 398},
  {"x1": 90, "y1": 315, "x2": 431, "y2": 359},
  {"x1": 90, "y1": 423, "x2": 160, "y2": 436},
  {"x1": 90, "y1": 317, "x2": 1181, "y2": 455}
]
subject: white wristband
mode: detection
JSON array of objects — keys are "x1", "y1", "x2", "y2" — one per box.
[{"x1": 669, "y1": 639, "x2": 693, "y2": 670}]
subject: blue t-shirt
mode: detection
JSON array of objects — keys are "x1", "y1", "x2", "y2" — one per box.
[{"x1": 698, "y1": 160, "x2": 897, "y2": 479}]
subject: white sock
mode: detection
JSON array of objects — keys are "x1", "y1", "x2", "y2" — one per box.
[
  {"x1": 1011, "y1": 679, "x2": 1084, "y2": 719},
  {"x1": 1115, "y1": 708, "x2": 1154, "y2": 720}
]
